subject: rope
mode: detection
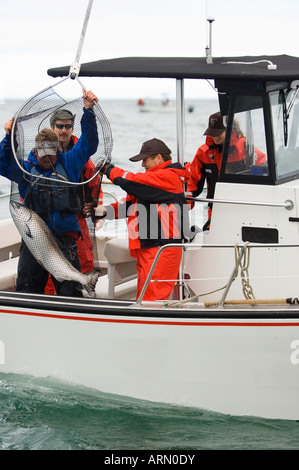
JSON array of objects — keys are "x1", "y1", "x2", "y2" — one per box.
[
  {"x1": 169, "y1": 242, "x2": 256, "y2": 308},
  {"x1": 225, "y1": 60, "x2": 277, "y2": 70},
  {"x1": 166, "y1": 284, "x2": 227, "y2": 308},
  {"x1": 234, "y1": 242, "x2": 255, "y2": 300}
]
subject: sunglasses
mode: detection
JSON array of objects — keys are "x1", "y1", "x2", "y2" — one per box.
[{"x1": 55, "y1": 124, "x2": 73, "y2": 130}]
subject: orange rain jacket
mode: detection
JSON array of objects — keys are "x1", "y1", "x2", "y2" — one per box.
[
  {"x1": 106, "y1": 160, "x2": 190, "y2": 250},
  {"x1": 186, "y1": 132, "x2": 266, "y2": 217},
  {"x1": 105, "y1": 160, "x2": 190, "y2": 300}
]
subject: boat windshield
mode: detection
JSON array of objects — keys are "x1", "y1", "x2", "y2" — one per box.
[
  {"x1": 222, "y1": 94, "x2": 268, "y2": 178},
  {"x1": 271, "y1": 86, "x2": 299, "y2": 180}
]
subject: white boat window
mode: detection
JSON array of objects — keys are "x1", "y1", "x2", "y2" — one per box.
[
  {"x1": 224, "y1": 96, "x2": 268, "y2": 177},
  {"x1": 271, "y1": 89, "x2": 299, "y2": 180}
]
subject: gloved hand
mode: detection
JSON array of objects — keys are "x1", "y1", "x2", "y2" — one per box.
[
  {"x1": 97, "y1": 160, "x2": 114, "y2": 177},
  {"x1": 82, "y1": 202, "x2": 97, "y2": 219},
  {"x1": 82, "y1": 202, "x2": 107, "y2": 229}
]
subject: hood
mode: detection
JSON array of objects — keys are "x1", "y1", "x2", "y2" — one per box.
[
  {"x1": 165, "y1": 161, "x2": 190, "y2": 184},
  {"x1": 147, "y1": 160, "x2": 190, "y2": 184}
]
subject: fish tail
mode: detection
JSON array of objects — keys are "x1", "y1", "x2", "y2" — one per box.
[{"x1": 82, "y1": 270, "x2": 101, "y2": 298}]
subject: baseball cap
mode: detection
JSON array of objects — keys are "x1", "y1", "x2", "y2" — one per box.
[
  {"x1": 35, "y1": 140, "x2": 59, "y2": 158},
  {"x1": 130, "y1": 138, "x2": 171, "y2": 162},
  {"x1": 204, "y1": 112, "x2": 226, "y2": 137},
  {"x1": 50, "y1": 109, "x2": 75, "y2": 127}
]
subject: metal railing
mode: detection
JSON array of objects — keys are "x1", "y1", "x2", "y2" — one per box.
[
  {"x1": 186, "y1": 196, "x2": 294, "y2": 210},
  {"x1": 133, "y1": 241, "x2": 299, "y2": 306}
]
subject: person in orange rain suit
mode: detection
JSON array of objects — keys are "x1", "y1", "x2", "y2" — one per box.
[
  {"x1": 186, "y1": 112, "x2": 266, "y2": 230},
  {"x1": 45, "y1": 109, "x2": 103, "y2": 294},
  {"x1": 94, "y1": 138, "x2": 190, "y2": 301}
]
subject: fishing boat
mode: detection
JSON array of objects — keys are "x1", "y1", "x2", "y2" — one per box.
[
  {"x1": 137, "y1": 98, "x2": 194, "y2": 113},
  {"x1": 137, "y1": 97, "x2": 181, "y2": 113},
  {"x1": 2, "y1": 1, "x2": 299, "y2": 418},
  {"x1": 1, "y1": 54, "x2": 299, "y2": 421}
]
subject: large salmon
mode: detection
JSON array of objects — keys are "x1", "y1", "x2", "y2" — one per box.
[{"x1": 9, "y1": 200, "x2": 100, "y2": 298}]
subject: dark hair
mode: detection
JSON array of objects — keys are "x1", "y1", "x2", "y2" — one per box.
[
  {"x1": 232, "y1": 119, "x2": 245, "y2": 138},
  {"x1": 161, "y1": 152, "x2": 172, "y2": 161},
  {"x1": 150, "y1": 152, "x2": 172, "y2": 162}
]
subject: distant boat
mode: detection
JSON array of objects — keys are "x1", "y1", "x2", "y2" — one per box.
[
  {"x1": 137, "y1": 98, "x2": 175, "y2": 113},
  {"x1": 137, "y1": 98, "x2": 194, "y2": 113}
]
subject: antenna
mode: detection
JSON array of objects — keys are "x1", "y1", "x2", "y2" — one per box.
[{"x1": 205, "y1": 17, "x2": 215, "y2": 64}]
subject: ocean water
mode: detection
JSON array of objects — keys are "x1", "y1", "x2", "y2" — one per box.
[
  {"x1": 1, "y1": 96, "x2": 298, "y2": 451},
  {"x1": 1, "y1": 373, "x2": 299, "y2": 451}
]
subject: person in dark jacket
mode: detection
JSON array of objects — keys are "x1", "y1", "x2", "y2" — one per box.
[
  {"x1": 185, "y1": 112, "x2": 225, "y2": 230},
  {"x1": 186, "y1": 112, "x2": 265, "y2": 230},
  {"x1": 95, "y1": 138, "x2": 190, "y2": 301},
  {"x1": 0, "y1": 90, "x2": 99, "y2": 296},
  {"x1": 49, "y1": 108, "x2": 103, "y2": 280}
]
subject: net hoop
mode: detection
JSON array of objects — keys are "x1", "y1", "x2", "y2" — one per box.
[{"x1": 10, "y1": 74, "x2": 112, "y2": 186}]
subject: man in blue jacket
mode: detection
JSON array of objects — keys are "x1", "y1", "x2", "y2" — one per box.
[{"x1": 0, "y1": 89, "x2": 99, "y2": 296}]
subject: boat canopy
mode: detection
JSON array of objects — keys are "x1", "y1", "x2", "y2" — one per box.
[{"x1": 47, "y1": 55, "x2": 299, "y2": 81}]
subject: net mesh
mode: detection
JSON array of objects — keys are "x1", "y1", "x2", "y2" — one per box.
[
  {"x1": 12, "y1": 85, "x2": 112, "y2": 172},
  {"x1": 8, "y1": 83, "x2": 113, "y2": 298}
]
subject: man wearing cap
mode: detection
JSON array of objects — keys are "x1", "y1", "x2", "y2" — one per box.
[
  {"x1": 186, "y1": 112, "x2": 226, "y2": 230},
  {"x1": 49, "y1": 108, "x2": 103, "y2": 278},
  {"x1": 0, "y1": 89, "x2": 99, "y2": 296},
  {"x1": 95, "y1": 138, "x2": 190, "y2": 301},
  {"x1": 186, "y1": 112, "x2": 265, "y2": 230}
]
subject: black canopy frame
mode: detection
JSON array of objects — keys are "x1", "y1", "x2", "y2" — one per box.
[{"x1": 48, "y1": 55, "x2": 299, "y2": 82}]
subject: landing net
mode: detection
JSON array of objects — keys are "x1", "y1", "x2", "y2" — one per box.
[{"x1": 8, "y1": 83, "x2": 113, "y2": 298}]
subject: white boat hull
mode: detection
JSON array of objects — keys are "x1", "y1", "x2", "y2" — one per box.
[{"x1": 1, "y1": 293, "x2": 299, "y2": 420}]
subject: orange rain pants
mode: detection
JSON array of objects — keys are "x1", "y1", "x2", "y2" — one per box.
[{"x1": 132, "y1": 245, "x2": 182, "y2": 301}]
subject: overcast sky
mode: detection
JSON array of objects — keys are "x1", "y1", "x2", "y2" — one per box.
[{"x1": 1, "y1": 0, "x2": 299, "y2": 101}]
